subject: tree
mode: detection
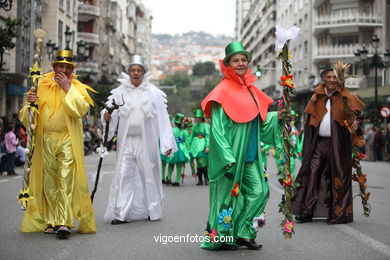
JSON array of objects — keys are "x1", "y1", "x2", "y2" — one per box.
[
  {"x1": 192, "y1": 61, "x2": 216, "y2": 76},
  {"x1": 0, "y1": 18, "x2": 21, "y2": 71}
]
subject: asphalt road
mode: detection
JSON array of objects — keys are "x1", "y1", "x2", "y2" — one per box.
[{"x1": 0, "y1": 152, "x2": 389, "y2": 260}]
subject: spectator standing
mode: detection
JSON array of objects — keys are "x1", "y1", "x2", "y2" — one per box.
[
  {"x1": 4, "y1": 122, "x2": 18, "y2": 175},
  {"x1": 365, "y1": 126, "x2": 374, "y2": 161}
]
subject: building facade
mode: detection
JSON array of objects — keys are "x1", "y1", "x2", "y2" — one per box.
[
  {"x1": 238, "y1": 0, "x2": 278, "y2": 99},
  {"x1": 0, "y1": 0, "x2": 42, "y2": 117},
  {"x1": 0, "y1": 0, "x2": 152, "y2": 116},
  {"x1": 237, "y1": 0, "x2": 390, "y2": 115}
]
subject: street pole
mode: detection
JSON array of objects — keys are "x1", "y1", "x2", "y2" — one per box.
[{"x1": 374, "y1": 54, "x2": 378, "y2": 122}]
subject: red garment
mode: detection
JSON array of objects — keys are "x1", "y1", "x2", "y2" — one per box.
[{"x1": 201, "y1": 60, "x2": 273, "y2": 123}]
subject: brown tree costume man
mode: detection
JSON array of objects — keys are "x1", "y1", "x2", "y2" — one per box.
[{"x1": 292, "y1": 64, "x2": 365, "y2": 224}]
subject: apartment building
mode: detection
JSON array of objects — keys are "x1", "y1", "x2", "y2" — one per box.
[
  {"x1": 0, "y1": 0, "x2": 42, "y2": 116},
  {"x1": 134, "y1": 2, "x2": 152, "y2": 68},
  {"x1": 237, "y1": 0, "x2": 389, "y2": 109},
  {"x1": 313, "y1": 0, "x2": 387, "y2": 90},
  {"x1": 239, "y1": 0, "x2": 278, "y2": 98},
  {"x1": 40, "y1": 0, "x2": 78, "y2": 72}
]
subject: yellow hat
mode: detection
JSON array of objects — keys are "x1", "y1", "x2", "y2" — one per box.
[{"x1": 51, "y1": 49, "x2": 76, "y2": 68}]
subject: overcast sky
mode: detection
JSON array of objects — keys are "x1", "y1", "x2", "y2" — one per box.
[{"x1": 142, "y1": 0, "x2": 236, "y2": 36}]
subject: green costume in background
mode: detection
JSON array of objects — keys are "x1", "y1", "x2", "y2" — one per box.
[
  {"x1": 260, "y1": 142, "x2": 270, "y2": 172},
  {"x1": 184, "y1": 118, "x2": 196, "y2": 176},
  {"x1": 167, "y1": 113, "x2": 190, "y2": 186},
  {"x1": 191, "y1": 109, "x2": 210, "y2": 185}
]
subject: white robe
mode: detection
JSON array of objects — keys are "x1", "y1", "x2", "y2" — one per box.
[{"x1": 101, "y1": 72, "x2": 177, "y2": 222}]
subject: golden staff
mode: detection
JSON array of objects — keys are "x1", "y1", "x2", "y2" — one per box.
[{"x1": 18, "y1": 29, "x2": 46, "y2": 209}]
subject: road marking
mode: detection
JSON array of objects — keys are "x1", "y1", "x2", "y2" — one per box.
[
  {"x1": 334, "y1": 225, "x2": 390, "y2": 257},
  {"x1": 269, "y1": 181, "x2": 390, "y2": 257},
  {"x1": 0, "y1": 179, "x2": 8, "y2": 183}
]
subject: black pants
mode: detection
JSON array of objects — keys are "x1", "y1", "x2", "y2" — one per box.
[{"x1": 5, "y1": 152, "x2": 16, "y2": 175}]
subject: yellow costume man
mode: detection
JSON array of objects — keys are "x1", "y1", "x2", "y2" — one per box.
[{"x1": 19, "y1": 50, "x2": 96, "y2": 237}]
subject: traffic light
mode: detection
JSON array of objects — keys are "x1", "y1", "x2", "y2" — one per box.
[{"x1": 255, "y1": 65, "x2": 262, "y2": 79}]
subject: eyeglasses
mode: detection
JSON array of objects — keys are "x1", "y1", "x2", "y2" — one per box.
[
  {"x1": 128, "y1": 69, "x2": 144, "y2": 73},
  {"x1": 56, "y1": 56, "x2": 73, "y2": 62}
]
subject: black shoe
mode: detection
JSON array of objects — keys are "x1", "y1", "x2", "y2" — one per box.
[
  {"x1": 295, "y1": 215, "x2": 312, "y2": 223},
  {"x1": 171, "y1": 182, "x2": 180, "y2": 186},
  {"x1": 196, "y1": 182, "x2": 203, "y2": 185},
  {"x1": 162, "y1": 179, "x2": 167, "y2": 184},
  {"x1": 218, "y1": 243, "x2": 237, "y2": 250},
  {"x1": 236, "y1": 238, "x2": 262, "y2": 250},
  {"x1": 55, "y1": 226, "x2": 71, "y2": 238},
  {"x1": 111, "y1": 219, "x2": 129, "y2": 225}
]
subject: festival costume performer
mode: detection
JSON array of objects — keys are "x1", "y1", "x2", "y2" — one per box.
[
  {"x1": 20, "y1": 50, "x2": 96, "y2": 237},
  {"x1": 201, "y1": 42, "x2": 281, "y2": 250},
  {"x1": 260, "y1": 142, "x2": 270, "y2": 174},
  {"x1": 191, "y1": 109, "x2": 210, "y2": 185},
  {"x1": 166, "y1": 113, "x2": 190, "y2": 186},
  {"x1": 161, "y1": 114, "x2": 174, "y2": 184},
  {"x1": 184, "y1": 118, "x2": 197, "y2": 177},
  {"x1": 102, "y1": 55, "x2": 177, "y2": 224},
  {"x1": 291, "y1": 66, "x2": 365, "y2": 224}
]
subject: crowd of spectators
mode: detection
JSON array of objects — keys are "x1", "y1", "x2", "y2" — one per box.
[
  {"x1": 363, "y1": 124, "x2": 390, "y2": 162},
  {"x1": 0, "y1": 113, "x2": 26, "y2": 175}
]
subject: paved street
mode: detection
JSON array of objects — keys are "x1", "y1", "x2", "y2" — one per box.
[{"x1": 0, "y1": 152, "x2": 389, "y2": 260}]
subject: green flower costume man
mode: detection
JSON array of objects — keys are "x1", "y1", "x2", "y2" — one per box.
[
  {"x1": 201, "y1": 42, "x2": 280, "y2": 250},
  {"x1": 166, "y1": 113, "x2": 190, "y2": 186},
  {"x1": 190, "y1": 109, "x2": 210, "y2": 185}
]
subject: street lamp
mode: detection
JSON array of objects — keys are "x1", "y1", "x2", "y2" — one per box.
[
  {"x1": 254, "y1": 65, "x2": 262, "y2": 79},
  {"x1": 0, "y1": 0, "x2": 13, "y2": 11},
  {"x1": 64, "y1": 28, "x2": 72, "y2": 50},
  {"x1": 84, "y1": 43, "x2": 90, "y2": 60},
  {"x1": 46, "y1": 40, "x2": 56, "y2": 60},
  {"x1": 77, "y1": 40, "x2": 86, "y2": 61},
  {"x1": 355, "y1": 35, "x2": 387, "y2": 121}
]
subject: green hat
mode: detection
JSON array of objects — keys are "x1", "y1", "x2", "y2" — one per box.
[
  {"x1": 185, "y1": 118, "x2": 193, "y2": 127},
  {"x1": 194, "y1": 109, "x2": 204, "y2": 118},
  {"x1": 223, "y1": 41, "x2": 252, "y2": 65},
  {"x1": 291, "y1": 110, "x2": 298, "y2": 116},
  {"x1": 174, "y1": 113, "x2": 185, "y2": 124}
]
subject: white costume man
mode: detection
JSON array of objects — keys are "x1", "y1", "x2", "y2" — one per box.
[{"x1": 102, "y1": 55, "x2": 177, "y2": 224}]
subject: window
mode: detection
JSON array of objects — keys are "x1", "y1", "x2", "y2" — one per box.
[
  {"x1": 67, "y1": 0, "x2": 70, "y2": 14},
  {"x1": 304, "y1": 41, "x2": 308, "y2": 55},
  {"x1": 59, "y1": 0, "x2": 64, "y2": 10},
  {"x1": 362, "y1": 5, "x2": 372, "y2": 16},
  {"x1": 58, "y1": 20, "x2": 63, "y2": 49},
  {"x1": 332, "y1": 35, "x2": 357, "y2": 45}
]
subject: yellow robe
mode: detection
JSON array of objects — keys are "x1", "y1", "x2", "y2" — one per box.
[{"x1": 19, "y1": 72, "x2": 96, "y2": 233}]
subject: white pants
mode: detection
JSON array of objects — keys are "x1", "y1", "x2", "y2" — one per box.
[{"x1": 109, "y1": 135, "x2": 163, "y2": 221}]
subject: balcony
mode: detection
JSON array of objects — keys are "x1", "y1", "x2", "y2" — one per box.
[
  {"x1": 315, "y1": 13, "x2": 383, "y2": 32},
  {"x1": 77, "y1": 32, "x2": 99, "y2": 45},
  {"x1": 78, "y1": 3, "x2": 100, "y2": 21},
  {"x1": 76, "y1": 61, "x2": 99, "y2": 74},
  {"x1": 314, "y1": 44, "x2": 374, "y2": 61}
]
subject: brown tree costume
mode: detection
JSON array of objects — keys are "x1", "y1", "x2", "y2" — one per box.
[{"x1": 291, "y1": 83, "x2": 364, "y2": 224}]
